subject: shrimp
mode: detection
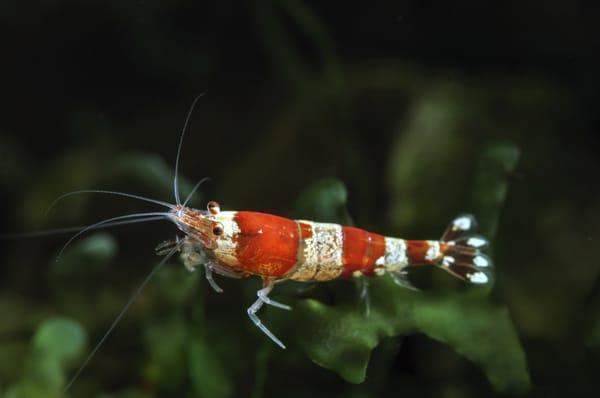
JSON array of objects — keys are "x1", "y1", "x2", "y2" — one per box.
[
  {"x1": 156, "y1": 203, "x2": 492, "y2": 349},
  {"x1": 4, "y1": 96, "x2": 492, "y2": 392},
  {"x1": 152, "y1": 103, "x2": 492, "y2": 349}
]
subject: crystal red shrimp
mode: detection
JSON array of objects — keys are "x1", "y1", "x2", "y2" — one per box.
[
  {"x1": 4, "y1": 97, "x2": 492, "y2": 391},
  {"x1": 157, "y1": 203, "x2": 492, "y2": 348},
  {"x1": 67, "y1": 96, "x2": 490, "y2": 352}
]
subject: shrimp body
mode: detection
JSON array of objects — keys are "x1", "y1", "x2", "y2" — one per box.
[
  {"x1": 171, "y1": 205, "x2": 491, "y2": 285},
  {"x1": 166, "y1": 202, "x2": 492, "y2": 348}
]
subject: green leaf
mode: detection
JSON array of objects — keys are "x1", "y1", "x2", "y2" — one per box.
[
  {"x1": 52, "y1": 233, "x2": 118, "y2": 278},
  {"x1": 5, "y1": 317, "x2": 87, "y2": 398},
  {"x1": 412, "y1": 292, "x2": 530, "y2": 392},
  {"x1": 285, "y1": 280, "x2": 529, "y2": 392},
  {"x1": 289, "y1": 297, "x2": 409, "y2": 383},
  {"x1": 33, "y1": 317, "x2": 87, "y2": 365}
]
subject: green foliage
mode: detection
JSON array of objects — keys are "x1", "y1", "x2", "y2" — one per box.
[
  {"x1": 4, "y1": 318, "x2": 86, "y2": 398},
  {"x1": 32, "y1": 318, "x2": 86, "y2": 366}
]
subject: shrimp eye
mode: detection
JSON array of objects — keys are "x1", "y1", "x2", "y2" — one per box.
[
  {"x1": 212, "y1": 223, "x2": 224, "y2": 236},
  {"x1": 207, "y1": 201, "x2": 220, "y2": 215}
]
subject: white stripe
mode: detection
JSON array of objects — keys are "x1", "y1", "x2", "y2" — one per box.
[
  {"x1": 288, "y1": 221, "x2": 343, "y2": 281},
  {"x1": 384, "y1": 238, "x2": 408, "y2": 272},
  {"x1": 425, "y1": 240, "x2": 441, "y2": 261},
  {"x1": 212, "y1": 211, "x2": 240, "y2": 267}
]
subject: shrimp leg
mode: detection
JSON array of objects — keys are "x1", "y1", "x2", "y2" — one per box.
[
  {"x1": 204, "y1": 264, "x2": 224, "y2": 293},
  {"x1": 356, "y1": 278, "x2": 371, "y2": 317},
  {"x1": 162, "y1": 236, "x2": 225, "y2": 293},
  {"x1": 247, "y1": 278, "x2": 291, "y2": 349}
]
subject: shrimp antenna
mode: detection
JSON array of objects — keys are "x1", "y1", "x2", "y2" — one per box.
[
  {"x1": 182, "y1": 177, "x2": 211, "y2": 208},
  {"x1": 174, "y1": 94, "x2": 205, "y2": 206},
  {"x1": 47, "y1": 190, "x2": 174, "y2": 215},
  {"x1": 62, "y1": 246, "x2": 179, "y2": 394},
  {"x1": 56, "y1": 212, "x2": 171, "y2": 261},
  {"x1": 0, "y1": 216, "x2": 166, "y2": 240}
]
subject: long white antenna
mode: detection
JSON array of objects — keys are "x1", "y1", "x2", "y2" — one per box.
[
  {"x1": 62, "y1": 246, "x2": 178, "y2": 394},
  {"x1": 174, "y1": 94, "x2": 204, "y2": 206},
  {"x1": 181, "y1": 177, "x2": 211, "y2": 208},
  {"x1": 56, "y1": 212, "x2": 170, "y2": 261},
  {"x1": 0, "y1": 216, "x2": 165, "y2": 240},
  {"x1": 47, "y1": 190, "x2": 174, "y2": 215}
]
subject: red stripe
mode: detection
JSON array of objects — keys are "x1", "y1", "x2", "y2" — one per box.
[
  {"x1": 406, "y1": 240, "x2": 429, "y2": 264},
  {"x1": 233, "y1": 212, "x2": 299, "y2": 277},
  {"x1": 405, "y1": 240, "x2": 448, "y2": 265},
  {"x1": 299, "y1": 222, "x2": 313, "y2": 239},
  {"x1": 341, "y1": 226, "x2": 386, "y2": 277}
]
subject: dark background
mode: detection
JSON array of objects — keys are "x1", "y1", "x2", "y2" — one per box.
[{"x1": 1, "y1": 1, "x2": 599, "y2": 397}]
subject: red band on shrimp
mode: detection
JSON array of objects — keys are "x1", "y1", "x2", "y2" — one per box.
[
  {"x1": 406, "y1": 240, "x2": 429, "y2": 264},
  {"x1": 233, "y1": 212, "x2": 299, "y2": 277},
  {"x1": 341, "y1": 226, "x2": 386, "y2": 277},
  {"x1": 406, "y1": 240, "x2": 448, "y2": 265},
  {"x1": 299, "y1": 222, "x2": 313, "y2": 239}
]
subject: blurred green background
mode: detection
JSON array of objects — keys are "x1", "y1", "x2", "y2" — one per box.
[{"x1": 1, "y1": 1, "x2": 599, "y2": 397}]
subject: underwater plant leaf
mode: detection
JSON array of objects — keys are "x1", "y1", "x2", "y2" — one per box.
[
  {"x1": 49, "y1": 234, "x2": 119, "y2": 323},
  {"x1": 33, "y1": 317, "x2": 87, "y2": 364},
  {"x1": 412, "y1": 291, "x2": 530, "y2": 392},
  {"x1": 287, "y1": 280, "x2": 529, "y2": 392},
  {"x1": 289, "y1": 296, "x2": 411, "y2": 383},
  {"x1": 4, "y1": 317, "x2": 87, "y2": 398},
  {"x1": 51, "y1": 233, "x2": 118, "y2": 277}
]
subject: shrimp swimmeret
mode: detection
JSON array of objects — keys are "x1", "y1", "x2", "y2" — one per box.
[{"x1": 6, "y1": 97, "x2": 493, "y2": 392}]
